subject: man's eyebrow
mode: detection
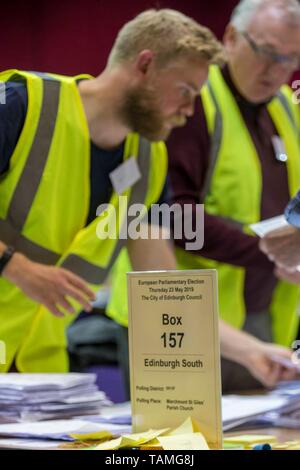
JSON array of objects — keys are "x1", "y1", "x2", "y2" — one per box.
[
  {"x1": 177, "y1": 81, "x2": 200, "y2": 95},
  {"x1": 258, "y1": 38, "x2": 288, "y2": 52},
  {"x1": 261, "y1": 41, "x2": 279, "y2": 51},
  {"x1": 260, "y1": 40, "x2": 299, "y2": 57},
  {"x1": 187, "y1": 82, "x2": 200, "y2": 93}
]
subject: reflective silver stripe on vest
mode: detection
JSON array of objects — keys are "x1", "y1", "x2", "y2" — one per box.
[
  {"x1": 200, "y1": 80, "x2": 223, "y2": 202},
  {"x1": 0, "y1": 76, "x2": 61, "y2": 264},
  {"x1": 276, "y1": 91, "x2": 300, "y2": 142},
  {"x1": 7, "y1": 79, "x2": 61, "y2": 230},
  {"x1": 61, "y1": 137, "x2": 151, "y2": 284},
  {"x1": 201, "y1": 80, "x2": 248, "y2": 231},
  {"x1": 0, "y1": 219, "x2": 59, "y2": 265}
]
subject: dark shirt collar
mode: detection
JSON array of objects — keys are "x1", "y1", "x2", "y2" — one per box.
[{"x1": 221, "y1": 63, "x2": 271, "y2": 110}]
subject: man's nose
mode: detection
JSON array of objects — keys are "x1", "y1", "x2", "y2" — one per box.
[{"x1": 180, "y1": 100, "x2": 195, "y2": 117}]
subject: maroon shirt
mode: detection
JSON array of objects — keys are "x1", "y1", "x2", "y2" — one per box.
[{"x1": 167, "y1": 65, "x2": 291, "y2": 313}]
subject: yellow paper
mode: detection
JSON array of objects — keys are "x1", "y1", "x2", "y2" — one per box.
[
  {"x1": 223, "y1": 442, "x2": 245, "y2": 450},
  {"x1": 91, "y1": 419, "x2": 210, "y2": 451},
  {"x1": 167, "y1": 417, "x2": 202, "y2": 436},
  {"x1": 273, "y1": 440, "x2": 300, "y2": 450},
  {"x1": 122, "y1": 428, "x2": 169, "y2": 444},
  {"x1": 272, "y1": 444, "x2": 290, "y2": 450},
  {"x1": 158, "y1": 432, "x2": 209, "y2": 450},
  {"x1": 224, "y1": 435, "x2": 277, "y2": 445},
  {"x1": 94, "y1": 428, "x2": 169, "y2": 450},
  {"x1": 285, "y1": 444, "x2": 300, "y2": 450},
  {"x1": 140, "y1": 443, "x2": 163, "y2": 450},
  {"x1": 70, "y1": 431, "x2": 112, "y2": 441},
  {"x1": 93, "y1": 437, "x2": 123, "y2": 450}
]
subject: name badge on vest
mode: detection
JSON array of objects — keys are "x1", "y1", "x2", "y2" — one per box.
[
  {"x1": 271, "y1": 135, "x2": 288, "y2": 163},
  {"x1": 109, "y1": 156, "x2": 141, "y2": 194}
]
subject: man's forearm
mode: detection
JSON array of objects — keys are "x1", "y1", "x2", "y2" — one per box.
[
  {"x1": 174, "y1": 208, "x2": 272, "y2": 270},
  {"x1": 0, "y1": 241, "x2": 7, "y2": 255},
  {"x1": 127, "y1": 225, "x2": 176, "y2": 272},
  {"x1": 219, "y1": 319, "x2": 261, "y2": 366}
]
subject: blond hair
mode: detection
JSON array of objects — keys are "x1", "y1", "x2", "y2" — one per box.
[{"x1": 108, "y1": 9, "x2": 223, "y2": 68}]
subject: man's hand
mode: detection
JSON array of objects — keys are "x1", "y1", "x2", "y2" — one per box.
[
  {"x1": 244, "y1": 342, "x2": 299, "y2": 388},
  {"x1": 259, "y1": 226, "x2": 300, "y2": 271},
  {"x1": 220, "y1": 319, "x2": 299, "y2": 388},
  {"x1": 3, "y1": 253, "x2": 96, "y2": 317},
  {"x1": 275, "y1": 266, "x2": 300, "y2": 285}
]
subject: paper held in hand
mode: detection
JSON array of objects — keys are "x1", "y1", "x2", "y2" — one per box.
[
  {"x1": 250, "y1": 215, "x2": 294, "y2": 238},
  {"x1": 250, "y1": 215, "x2": 300, "y2": 272}
]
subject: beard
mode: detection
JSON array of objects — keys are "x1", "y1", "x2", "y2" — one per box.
[{"x1": 120, "y1": 85, "x2": 184, "y2": 142}]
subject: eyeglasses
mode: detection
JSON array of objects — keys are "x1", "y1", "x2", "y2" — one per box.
[{"x1": 241, "y1": 31, "x2": 300, "y2": 70}]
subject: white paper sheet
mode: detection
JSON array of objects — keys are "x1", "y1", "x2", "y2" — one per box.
[
  {"x1": 0, "y1": 419, "x2": 131, "y2": 440},
  {"x1": 0, "y1": 373, "x2": 96, "y2": 391},
  {"x1": 222, "y1": 395, "x2": 288, "y2": 431},
  {"x1": 250, "y1": 215, "x2": 290, "y2": 238}
]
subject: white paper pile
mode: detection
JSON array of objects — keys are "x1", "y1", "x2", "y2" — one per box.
[
  {"x1": 266, "y1": 381, "x2": 300, "y2": 428},
  {"x1": 0, "y1": 373, "x2": 111, "y2": 423},
  {"x1": 222, "y1": 394, "x2": 288, "y2": 431},
  {"x1": 222, "y1": 380, "x2": 300, "y2": 431},
  {"x1": 0, "y1": 419, "x2": 130, "y2": 442}
]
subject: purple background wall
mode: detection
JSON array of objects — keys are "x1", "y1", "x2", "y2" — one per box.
[{"x1": 0, "y1": 0, "x2": 239, "y2": 74}]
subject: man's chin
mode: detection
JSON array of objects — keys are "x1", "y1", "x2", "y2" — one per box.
[
  {"x1": 154, "y1": 122, "x2": 185, "y2": 141},
  {"x1": 139, "y1": 128, "x2": 171, "y2": 142},
  {"x1": 149, "y1": 123, "x2": 186, "y2": 142},
  {"x1": 134, "y1": 119, "x2": 186, "y2": 142}
]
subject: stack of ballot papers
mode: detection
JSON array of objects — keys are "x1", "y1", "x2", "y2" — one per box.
[
  {"x1": 0, "y1": 373, "x2": 111, "y2": 423},
  {"x1": 222, "y1": 394, "x2": 288, "y2": 431},
  {"x1": 264, "y1": 381, "x2": 300, "y2": 428},
  {"x1": 0, "y1": 419, "x2": 131, "y2": 442},
  {"x1": 223, "y1": 381, "x2": 300, "y2": 431}
]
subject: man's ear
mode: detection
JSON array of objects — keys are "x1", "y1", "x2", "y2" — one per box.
[
  {"x1": 135, "y1": 50, "x2": 155, "y2": 75},
  {"x1": 223, "y1": 24, "x2": 238, "y2": 52}
]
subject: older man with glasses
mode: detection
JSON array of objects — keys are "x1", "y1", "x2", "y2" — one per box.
[{"x1": 167, "y1": 0, "x2": 300, "y2": 392}]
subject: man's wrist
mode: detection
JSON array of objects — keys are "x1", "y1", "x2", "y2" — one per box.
[
  {"x1": 2, "y1": 252, "x2": 28, "y2": 282},
  {"x1": 0, "y1": 246, "x2": 16, "y2": 275}
]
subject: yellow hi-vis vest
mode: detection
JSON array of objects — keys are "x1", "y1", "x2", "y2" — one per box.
[
  {"x1": 176, "y1": 65, "x2": 300, "y2": 347},
  {"x1": 107, "y1": 65, "x2": 300, "y2": 348},
  {"x1": 0, "y1": 70, "x2": 167, "y2": 372}
]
